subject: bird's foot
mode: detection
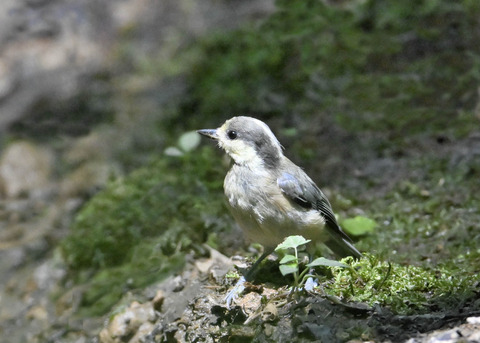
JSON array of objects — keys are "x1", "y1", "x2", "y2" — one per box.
[
  {"x1": 224, "y1": 276, "x2": 246, "y2": 309},
  {"x1": 303, "y1": 276, "x2": 318, "y2": 292}
]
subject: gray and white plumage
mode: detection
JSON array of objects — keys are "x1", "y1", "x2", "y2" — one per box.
[{"x1": 198, "y1": 116, "x2": 361, "y2": 260}]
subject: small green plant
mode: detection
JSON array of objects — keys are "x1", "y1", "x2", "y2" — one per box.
[
  {"x1": 340, "y1": 216, "x2": 377, "y2": 236},
  {"x1": 164, "y1": 130, "x2": 201, "y2": 156},
  {"x1": 275, "y1": 235, "x2": 349, "y2": 291}
]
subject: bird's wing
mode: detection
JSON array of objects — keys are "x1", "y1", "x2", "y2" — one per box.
[
  {"x1": 277, "y1": 171, "x2": 339, "y2": 229},
  {"x1": 277, "y1": 171, "x2": 362, "y2": 259},
  {"x1": 276, "y1": 172, "x2": 312, "y2": 209}
]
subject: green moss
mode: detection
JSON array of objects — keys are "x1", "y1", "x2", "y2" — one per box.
[
  {"x1": 179, "y1": 0, "x2": 480, "y2": 142},
  {"x1": 323, "y1": 254, "x2": 476, "y2": 314},
  {"x1": 60, "y1": 146, "x2": 231, "y2": 314},
  {"x1": 76, "y1": 244, "x2": 185, "y2": 316},
  {"x1": 354, "y1": 152, "x2": 480, "y2": 264},
  {"x1": 332, "y1": 151, "x2": 480, "y2": 315}
]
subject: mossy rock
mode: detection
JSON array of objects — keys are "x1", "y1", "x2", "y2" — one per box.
[{"x1": 60, "y1": 147, "x2": 231, "y2": 314}]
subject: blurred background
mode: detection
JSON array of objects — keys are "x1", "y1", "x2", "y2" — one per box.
[{"x1": 0, "y1": 0, "x2": 479, "y2": 341}]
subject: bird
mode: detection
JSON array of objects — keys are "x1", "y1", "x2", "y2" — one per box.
[{"x1": 197, "y1": 116, "x2": 361, "y2": 306}]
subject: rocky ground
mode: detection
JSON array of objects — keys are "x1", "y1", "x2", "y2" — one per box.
[
  {"x1": 95, "y1": 252, "x2": 480, "y2": 343},
  {"x1": 0, "y1": 0, "x2": 479, "y2": 342}
]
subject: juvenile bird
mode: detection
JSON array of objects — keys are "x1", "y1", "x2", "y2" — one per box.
[{"x1": 197, "y1": 116, "x2": 361, "y2": 305}]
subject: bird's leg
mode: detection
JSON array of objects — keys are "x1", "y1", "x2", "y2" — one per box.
[
  {"x1": 303, "y1": 248, "x2": 319, "y2": 292},
  {"x1": 224, "y1": 249, "x2": 272, "y2": 309}
]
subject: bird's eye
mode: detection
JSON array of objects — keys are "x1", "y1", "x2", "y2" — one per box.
[{"x1": 227, "y1": 130, "x2": 238, "y2": 140}]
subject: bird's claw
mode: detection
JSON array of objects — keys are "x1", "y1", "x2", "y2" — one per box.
[
  {"x1": 224, "y1": 276, "x2": 246, "y2": 309},
  {"x1": 303, "y1": 277, "x2": 318, "y2": 292}
]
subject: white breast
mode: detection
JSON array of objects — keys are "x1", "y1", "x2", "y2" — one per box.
[{"x1": 224, "y1": 165, "x2": 327, "y2": 250}]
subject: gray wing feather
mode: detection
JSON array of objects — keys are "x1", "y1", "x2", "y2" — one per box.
[
  {"x1": 277, "y1": 170, "x2": 362, "y2": 259},
  {"x1": 277, "y1": 172, "x2": 311, "y2": 208}
]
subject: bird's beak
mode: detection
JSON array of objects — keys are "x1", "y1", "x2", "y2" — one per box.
[{"x1": 197, "y1": 129, "x2": 219, "y2": 140}]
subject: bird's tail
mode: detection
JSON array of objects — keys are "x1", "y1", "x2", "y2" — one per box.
[{"x1": 325, "y1": 234, "x2": 362, "y2": 259}]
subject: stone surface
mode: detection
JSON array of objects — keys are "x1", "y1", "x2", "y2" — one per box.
[
  {"x1": 99, "y1": 301, "x2": 156, "y2": 343},
  {"x1": 0, "y1": 141, "x2": 53, "y2": 198},
  {"x1": 0, "y1": 0, "x2": 275, "y2": 133}
]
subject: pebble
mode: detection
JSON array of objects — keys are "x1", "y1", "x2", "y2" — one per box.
[
  {"x1": 0, "y1": 141, "x2": 53, "y2": 198},
  {"x1": 99, "y1": 301, "x2": 156, "y2": 343},
  {"x1": 467, "y1": 316, "x2": 480, "y2": 324}
]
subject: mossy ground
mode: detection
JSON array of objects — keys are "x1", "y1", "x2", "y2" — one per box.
[
  {"x1": 60, "y1": 0, "x2": 480, "y2": 338},
  {"x1": 60, "y1": 147, "x2": 232, "y2": 315},
  {"x1": 323, "y1": 254, "x2": 477, "y2": 315}
]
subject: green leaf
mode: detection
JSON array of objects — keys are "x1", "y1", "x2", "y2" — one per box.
[
  {"x1": 279, "y1": 263, "x2": 298, "y2": 276},
  {"x1": 279, "y1": 254, "x2": 298, "y2": 264},
  {"x1": 340, "y1": 216, "x2": 377, "y2": 236},
  {"x1": 275, "y1": 235, "x2": 311, "y2": 251},
  {"x1": 178, "y1": 131, "x2": 201, "y2": 152},
  {"x1": 307, "y1": 257, "x2": 349, "y2": 268}
]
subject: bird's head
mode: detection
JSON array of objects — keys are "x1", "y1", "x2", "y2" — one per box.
[{"x1": 197, "y1": 116, "x2": 283, "y2": 168}]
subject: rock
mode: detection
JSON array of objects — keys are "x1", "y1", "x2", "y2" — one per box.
[
  {"x1": 33, "y1": 260, "x2": 66, "y2": 291},
  {"x1": 64, "y1": 131, "x2": 113, "y2": 165},
  {"x1": 152, "y1": 290, "x2": 165, "y2": 312},
  {"x1": 0, "y1": 0, "x2": 275, "y2": 134},
  {"x1": 25, "y1": 305, "x2": 48, "y2": 321},
  {"x1": 59, "y1": 129, "x2": 121, "y2": 197},
  {"x1": 0, "y1": 141, "x2": 54, "y2": 198},
  {"x1": 129, "y1": 322, "x2": 155, "y2": 343},
  {"x1": 194, "y1": 246, "x2": 233, "y2": 283},
  {"x1": 405, "y1": 320, "x2": 480, "y2": 343},
  {"x1": 240, "y1": 291, "x2": 263, "y2": 317},
  {"x1": 0, "y1": 0, "x2": 108, "y2": 132},
  {"x1": 0, "y1": 60, "x2": 15, "y2": 100},
  {"x1": 59, "y1": 161, "x2": 116, "y2": 198},
  {"x1": 467, "y1": 316, "x2": 480, "y2": 324},
  {"x1": 99, "y1": 301, "x2": 156, "y2": 343}
]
